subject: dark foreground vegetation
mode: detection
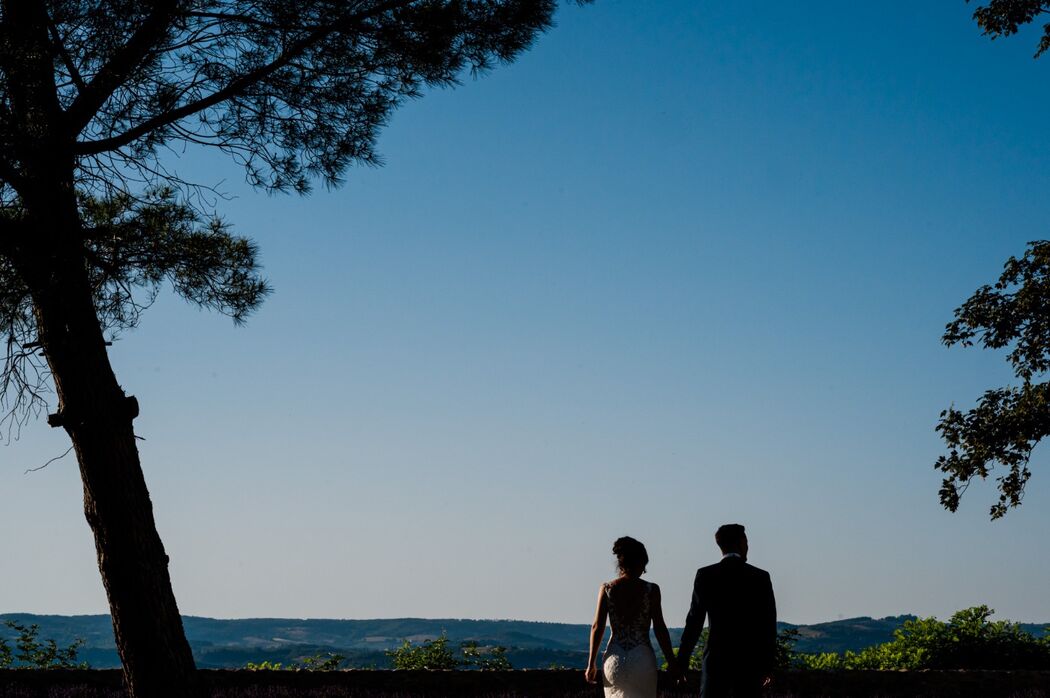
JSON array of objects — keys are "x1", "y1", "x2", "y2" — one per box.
[{"x1": 2, "y1": 669, "x2": 1050, "y2": 698}]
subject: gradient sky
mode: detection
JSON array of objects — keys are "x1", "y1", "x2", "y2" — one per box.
[{"x1": 3, "y1": 0, "x2": 1050, "y2": 627}]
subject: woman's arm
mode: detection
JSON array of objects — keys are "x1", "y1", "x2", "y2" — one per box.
[
  {"x1": 585, "y1": 585, "x2": 608, "y2": 684},
  {"x1": 650, "y1": 584, "x2": 678, "y2": 677}
]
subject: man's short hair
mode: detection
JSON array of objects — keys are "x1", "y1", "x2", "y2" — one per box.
[{"x1": 715, "y1": 523, "x2": 746, "y2": 552}]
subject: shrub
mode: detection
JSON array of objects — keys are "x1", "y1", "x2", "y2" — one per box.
[
  {"x1": 461, "y1": 641, "x2": 512, "y2": 671},
  {"x1": 386, "y1": 633, "x2": 460, "y2": 670},
  {"x1": 244, "y1": 660, "x2": 285, "y2": 671},
  {"x1": 385, "y1": 633, "x2": 513, "y2": 670},
  {"x1": 300, "y1": 653, "x2": 347, "y2": 671},
  {"x1": 0, "y1": 621, "x2": 87, "y2": 669},
  {"x1": 244, "y1": 652, "x2": 348, "y2": 671},
  {"x1": 792, "y1": 606, "x2": 1050, "y2": 671}
]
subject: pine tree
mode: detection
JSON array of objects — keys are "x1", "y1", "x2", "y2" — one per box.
[{"x1": 0, "y1": 2, "x2": 585, "y2": 695}]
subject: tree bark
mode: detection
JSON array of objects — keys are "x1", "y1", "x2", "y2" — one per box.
[{"x1": 16, "y1": 222, "x2": 198, "y2": 697}]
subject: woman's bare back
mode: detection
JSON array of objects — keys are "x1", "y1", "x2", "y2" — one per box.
[{"x1": 605, "y1": 577, "x2": 654, "y2": 651}]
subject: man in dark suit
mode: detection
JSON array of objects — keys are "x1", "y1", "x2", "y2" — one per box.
[{"x1": 676, "y1": 524, "x2": 777, "y2": 697}]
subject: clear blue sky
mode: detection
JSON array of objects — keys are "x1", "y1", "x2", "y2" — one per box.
[{"x1": 2, "y1": 0, "x2": 1049, "y2": 626}]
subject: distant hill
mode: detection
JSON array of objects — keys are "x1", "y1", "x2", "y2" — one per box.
[
  {"x1": 786, "y1": 615, "x2": 916, "y2": 654},
  {"x1": 2, "y1": 613, "x2": 1046, "y2": 669}
]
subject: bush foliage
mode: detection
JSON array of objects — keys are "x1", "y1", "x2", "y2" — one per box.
[
  {"x1": 0, "y1": 621, "x2": 87, "y2": 669},
  {"x1": 244, "y1": 652, "x2": 349, "y2": 672},
  {"x1": 386, "y1": 632, "x2": 512, "y2": 670},
  {"x1": 789, "y1": 606, "x2": 1050, "y2": 670}
]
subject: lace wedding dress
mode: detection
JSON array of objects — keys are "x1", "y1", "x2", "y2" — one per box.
[{"x1": 602, "y1": 580, "x2": 658, "y2": 698}]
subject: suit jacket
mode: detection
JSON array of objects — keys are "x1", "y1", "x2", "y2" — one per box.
[{"x1": 678, "y1": 557, "x2": 777, "y2": 675}]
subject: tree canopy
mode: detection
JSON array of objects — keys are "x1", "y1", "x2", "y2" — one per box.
[
  {"x1": 971, "y1": 0, "x2": 1050, "y2": 56},
  {"x1": 937, "y1": 242, "x2": 1050, "y2": 518},
  {"x1": 1, "y1": 1, "x2": 582, "y2": 436},
  {"x1": 935, "y1": 2, "x2": 1050, "y2": 519}
]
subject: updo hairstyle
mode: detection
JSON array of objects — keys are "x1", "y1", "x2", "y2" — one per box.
[{"x1": 612, "y1": 536, "x2": 648, "y2": 576}]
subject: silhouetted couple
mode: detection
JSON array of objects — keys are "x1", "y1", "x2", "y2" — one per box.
[{"x1": 585, "y1": 525, "x2": 776, "y2": 698}]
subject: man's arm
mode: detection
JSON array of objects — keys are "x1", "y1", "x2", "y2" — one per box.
[
  {"x1": 676, "y1": 570, "x2": 706, "y2": 666},
  {"x1": 761, "y1": 571, "x2": 777, "y2": 675}
]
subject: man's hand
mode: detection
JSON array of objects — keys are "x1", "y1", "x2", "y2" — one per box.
[
  {"x1": 584, "y1": 665, "x2": 598, "y2": 684},
  {"x1": 664, "y1": 659, "x2": 681, "y2": 685},
  {"x1": 762, "y1": 675, "x2": 774, "y2": 687}
]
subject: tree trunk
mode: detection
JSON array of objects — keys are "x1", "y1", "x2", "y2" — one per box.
[{"x1": 17, "y1": 231, "x2": 198, "y2": 697}]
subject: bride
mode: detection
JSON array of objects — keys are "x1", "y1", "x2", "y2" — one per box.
[{"x1": 585, "y1": 536, "x2": 678, "y2": 698}]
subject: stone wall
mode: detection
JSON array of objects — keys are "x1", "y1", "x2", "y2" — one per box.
[{"x1": 1, "y1": 669, "x2": 1048, "y2": 697}]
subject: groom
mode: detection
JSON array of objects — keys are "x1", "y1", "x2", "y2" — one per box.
[{"x1": 676, "y1": 524, "x2": 777, "y2": 697}]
